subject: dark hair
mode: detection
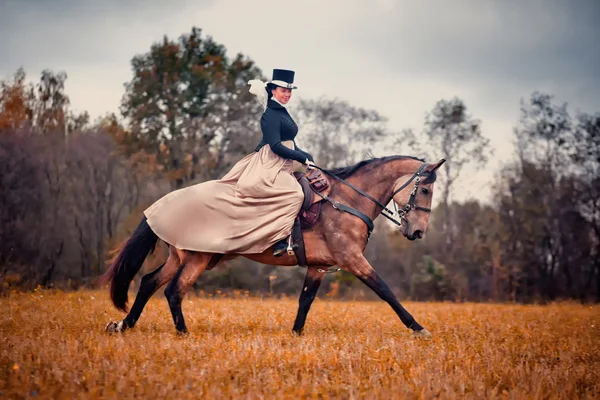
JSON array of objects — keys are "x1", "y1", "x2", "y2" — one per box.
[{"x1": 266, "y1": 83, "x2": 276, "y2": 100}]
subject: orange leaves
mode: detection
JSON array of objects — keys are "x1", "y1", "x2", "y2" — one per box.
[
  {"x1": 0, "y1": 68, "x2": 35, "y2": 133},
  {"x1": 0, "y1": 68, "x2": 77, "y2": 136}
]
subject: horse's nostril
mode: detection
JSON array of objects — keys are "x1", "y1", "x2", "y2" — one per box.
[{"x1": 414, "y1": 230, "x2": 423, "y2": 239}]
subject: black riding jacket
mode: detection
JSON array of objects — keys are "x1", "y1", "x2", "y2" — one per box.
[{"x1": 254, "y1": 99, "x2": 314, "y2": 163}]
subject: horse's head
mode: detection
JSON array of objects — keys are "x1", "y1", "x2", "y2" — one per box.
[{"x1": 391, "y1": 159, "x2": 445, "y2": 240}]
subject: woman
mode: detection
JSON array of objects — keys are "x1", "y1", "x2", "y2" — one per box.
[
  {"x1": 251, "y1": 69, "x2": 316, "y2": 255},
  {"x1": 143, "y1": 69, "x2": 313, "y2": 257}
]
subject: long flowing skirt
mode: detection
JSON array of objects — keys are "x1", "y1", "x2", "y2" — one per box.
[{"x1": 143, "y1": 141, "x2": 304, "y2": 254}]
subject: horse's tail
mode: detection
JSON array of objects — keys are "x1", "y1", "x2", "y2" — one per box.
[{"x1": 101, "y1": 217, "x2": 158, "y2": 312}]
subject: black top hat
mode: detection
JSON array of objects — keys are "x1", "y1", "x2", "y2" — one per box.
[{"x1": 269, "y1": 69, "x2": 297, "y2": 89}]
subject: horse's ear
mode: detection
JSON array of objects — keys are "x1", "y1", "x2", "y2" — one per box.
[{"x1": 425, "y1": 159, "x2": 446, "y2": 172}]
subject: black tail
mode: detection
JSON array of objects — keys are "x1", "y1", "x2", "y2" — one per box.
[{"x1": 102, "y1": 217, "x2": 158, "y2": 312}]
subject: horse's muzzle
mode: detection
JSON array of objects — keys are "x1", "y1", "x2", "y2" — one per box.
[{"x1": 407, "y1": 230, "x2": 423, "y2": 241}]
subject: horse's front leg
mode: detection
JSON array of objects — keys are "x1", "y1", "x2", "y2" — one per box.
[
  {"x1": 339, "y1": 253, "x2": 432, "y2": 339},
  {"x1": 292, "y1": 266, "x2": 324, "y2": 335}
]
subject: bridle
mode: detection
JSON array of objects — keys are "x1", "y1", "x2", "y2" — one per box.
[
  {"x1": 389, "y1": 163, "x2": 432, "y2": 236},
  {"x1": 314, "y1": 163, "x2": 432, "y2": 239}
]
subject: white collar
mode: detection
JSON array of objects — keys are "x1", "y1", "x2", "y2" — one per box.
[{"x1": 271, "y1": 96, "x2": 290, "y2": 109}]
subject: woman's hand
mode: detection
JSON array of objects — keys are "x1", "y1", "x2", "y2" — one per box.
[{"x1": 304, "y1": 159, "x2": 316, "y2": 170}]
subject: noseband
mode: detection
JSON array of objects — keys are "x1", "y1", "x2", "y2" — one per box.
[{"x1": 314, "y1": 163, "x2": 432, "y2": 239}]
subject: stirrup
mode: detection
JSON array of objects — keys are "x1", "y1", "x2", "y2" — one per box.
[
  {"x1": 286, "y1": 236, "x2": 296, "y2": 256},
  {"x1": 286, "y1": 244, "x2": 295, "y2": 256},
  {"x1": 273, "y1": 243, "x2": 286, "y2": 257},
  {"x1": 273, "y1": 238, "x2": 295, "y2": 257}
]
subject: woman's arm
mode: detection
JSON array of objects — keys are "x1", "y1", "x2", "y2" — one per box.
[{"x1": 293, "y1": 142, "x2": 314, "y2": 162}]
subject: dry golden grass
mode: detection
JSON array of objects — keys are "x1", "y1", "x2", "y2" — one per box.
[{"x1": 1, "y1": 290, "x2": 598, "y2": 399}]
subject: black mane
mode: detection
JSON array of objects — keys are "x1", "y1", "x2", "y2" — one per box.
[{"x1": 325, "y1": 155, "x2": 426, "y2": 179}]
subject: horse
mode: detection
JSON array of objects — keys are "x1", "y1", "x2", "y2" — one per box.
[{"x1": 103, "y1": 155, "x2": 445, "y2": 339}]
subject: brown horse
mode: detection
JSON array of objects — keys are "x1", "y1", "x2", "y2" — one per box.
[{"x1": 103, "y1": 155, "x2": 445, "y2": 339}]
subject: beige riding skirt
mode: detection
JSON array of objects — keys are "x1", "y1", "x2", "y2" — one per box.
[{"x1": 143, "y1": 141, "x2": 304, "y2": 254}]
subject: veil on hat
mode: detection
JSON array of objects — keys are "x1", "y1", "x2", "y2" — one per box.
[{"x1": 247, "y1": 79, "x2": 268, "y2": 110}]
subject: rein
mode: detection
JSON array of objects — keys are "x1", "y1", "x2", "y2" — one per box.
[{"x1": 313, "y1": 163, "x2": 431, "y2": 238}]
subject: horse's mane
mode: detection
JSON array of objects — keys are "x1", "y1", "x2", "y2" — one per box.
[{"x1": 325, "y1": 155, "x2": 437, "y2": 183}]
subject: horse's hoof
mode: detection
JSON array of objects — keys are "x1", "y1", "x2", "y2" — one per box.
[
  {"x1": 412, "y1": 328, "x2": 432, "y2": 340},
  {"x1": 176, "y1": 329, "x2": 189, "y2": 338},
  {"x1": 105, "y1": 320, "x2": 124, "y2": 333}
]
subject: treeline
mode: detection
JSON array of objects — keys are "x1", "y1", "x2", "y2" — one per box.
[{"x1": 1, "y1": 27, "x2": 598, "y2": 302}]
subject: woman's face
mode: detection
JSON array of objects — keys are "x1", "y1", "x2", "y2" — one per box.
[{"x1": 271, "y1": 86, "x2": 292, "y2": 104}]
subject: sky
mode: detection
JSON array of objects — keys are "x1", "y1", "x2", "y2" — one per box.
[{"x1": 1, "y1": 0, "x2": 599, "y2": 202}]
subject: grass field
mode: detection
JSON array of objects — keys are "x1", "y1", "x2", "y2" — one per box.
[{"x1": 1, "y1": 290, "x2": 598, "y2": 399}]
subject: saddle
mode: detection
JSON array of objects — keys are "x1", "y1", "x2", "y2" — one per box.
[
  {"x1": 289, "y1": 169, "x2": 331, "y2": 266},
  {"x1": 293, "y1": 169, "x2": 331, "y2": 227}
]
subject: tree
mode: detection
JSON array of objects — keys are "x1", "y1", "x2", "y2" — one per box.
[
  {"x1": 0, "y1": 68, "x2": 35, "y2": 132},
  {"x1": 120, "y1": 27, "x2": 264, "y2": 188},
  {"x1": 0, "y1": 132, "x2": 44, "y2": 282},
  {"x1": 397, "y1": 97, "x2": 491, "y2": 264},
  {"x1": 571, "y1": 112, "x2": 600, "y2": 300},
  {"x1": 1, "y1": 68, "x2": 85, "y2": 136},
  {"x1": 294, "y1": 98, "x2": 388, "y2": 168},
  {"x1": 399, "y1": 97, "x2": 491, "y2": 210},
  {"x1": 191, "y1": 54, "x2": 265, "y2": 181},
  {"x1": 491, "y1": 93, "x2": 598, "y2": 302},
  {"x1": 35, "y1": 70, "x2": 70, "y2": 135},
  {"x1": 494, "y1": 160, "x2": 595, "y2": 301},
  {"x1": 0, "y1": 68, "x2": 163, "y2": 290},
  {"x1": 515, "y1": 92, "x2": 573, "y2": 173}
]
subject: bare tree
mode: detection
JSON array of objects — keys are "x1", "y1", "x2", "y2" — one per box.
[{"x1": 294, "y1": 97, "x2": 388, "y2": 168}]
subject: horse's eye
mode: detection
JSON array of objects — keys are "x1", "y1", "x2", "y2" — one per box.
[{"x1": 421, "y1": 188, "x2": 429, "y2": 195}]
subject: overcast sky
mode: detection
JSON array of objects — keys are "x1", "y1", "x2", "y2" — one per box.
[{"x1": 1, "y1": 0, "x2": 599, "y2": 202}]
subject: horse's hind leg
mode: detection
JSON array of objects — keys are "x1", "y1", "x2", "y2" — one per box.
[
  {"x1": 106, "y1": 246, "x2": 181, "y2": 333},
  {"x1": 164, "y1": 253, "x2": 223, "y2": 334},
  {"x1": 292, "y1": 266, "x2": 324, "y2": 335}
]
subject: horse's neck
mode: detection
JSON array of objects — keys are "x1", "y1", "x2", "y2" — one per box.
[{"x1": 342, "y1": 158, "x2": 423, "y2": 219}]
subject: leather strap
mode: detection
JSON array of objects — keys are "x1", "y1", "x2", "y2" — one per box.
[
  {"x1": 314, "y1": 192, "x2": 376, "y2": 238},
  {"x1": 392, "y1": 163, "x2": 427, "y2": 196},
  {"x1": 291, "y1": 217, "x2": 307, "y2": 266}
]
